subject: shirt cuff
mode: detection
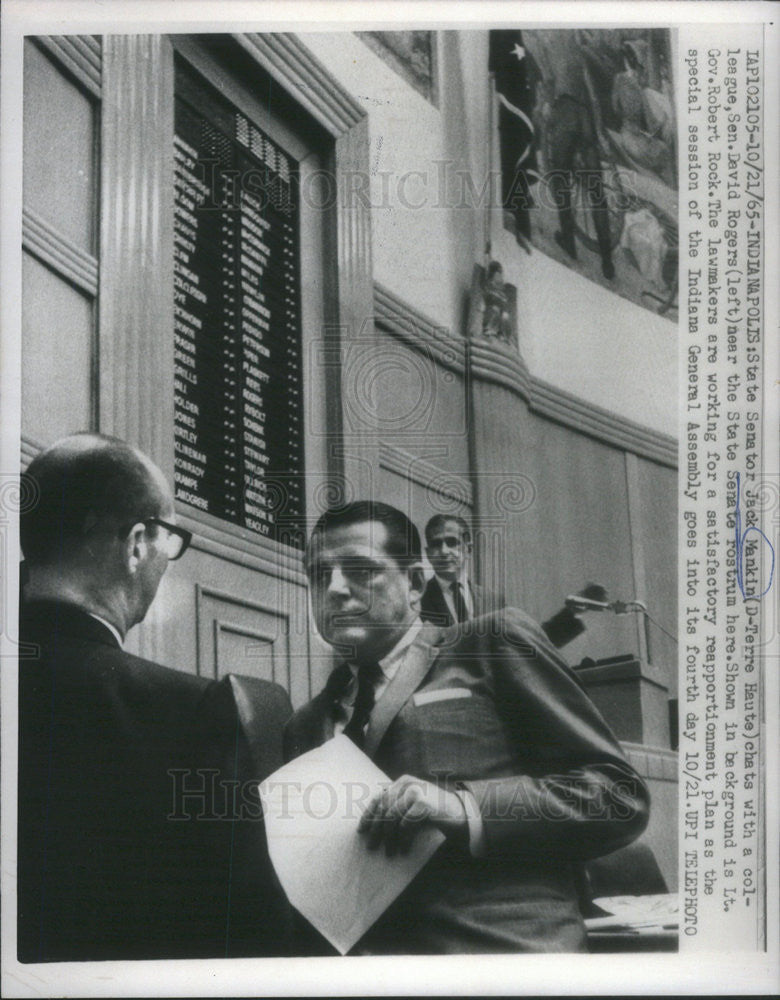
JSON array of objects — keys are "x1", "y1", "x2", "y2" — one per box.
[{"x1": 454, "y1": 785, "x2": 486, "y2": 857}]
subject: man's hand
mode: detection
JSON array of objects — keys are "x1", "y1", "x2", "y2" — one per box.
[{"x1": 357, "y1": 775, "x2": 467, "y2": 856}]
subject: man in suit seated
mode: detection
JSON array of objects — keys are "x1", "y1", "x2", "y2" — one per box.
[
  {"x1": 420, "y1": 512, "x2": 592, "y2": 649},
  {"x1": 18, "y1": 433, "x2": 292, "y2": 962},
  {"x1": 284, "y1": 500, "x2": 649, "y2": 953}
]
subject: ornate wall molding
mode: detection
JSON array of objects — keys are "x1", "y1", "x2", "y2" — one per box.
[
  {"x1": 99, "y1": 35, "x2": 175, "y2": 477},
  {"x1": 530, "y1": 378, "x2": 678, "y2": 469},
  {"x1": 22, "y1": 208, "x2": 98, "y2": 297},
  {"x1": 374, "y1": 283, "x2": 466, "y2": 375},
  {"x1": 379, "y1": 442, "x2": 473, "y2": 507},
  {"x1": 98, "y1": 36, "x2": 176, "y2": 663},
  {"x1": 468, "y1": 338, "x2": 533, "y2": 403},
  {"x1": 374, "y1": 284, "x2": 678, "y2": 469},
  {"x1": 234, "y1": 33, "x2": 365, "y2": 135},
  {"x1": 179, "y1": 509, "x2": 309, "y2": 587},
  {"x1": 35, "y1": 35, "x2": 101, "y2": 97},
  {"x1": 195, "y1": 584, "x2": 292, "y2": 687}
]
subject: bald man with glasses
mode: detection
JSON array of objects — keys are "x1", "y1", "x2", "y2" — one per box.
[{"x1": 18, "y1": 433, "x2": 292, "y2": 962}]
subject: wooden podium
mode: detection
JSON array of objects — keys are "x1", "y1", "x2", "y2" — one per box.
[{"x1": 573, "y1": 654, "x2": 671, "y2": 747}]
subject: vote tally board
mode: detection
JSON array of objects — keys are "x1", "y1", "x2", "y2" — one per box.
[{"x1": 173, "y1": 60, "x2": 305, "y2": 546}]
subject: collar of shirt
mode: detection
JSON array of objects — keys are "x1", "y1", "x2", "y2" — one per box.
[
  {"x1": 340, "y1": 617, "x2": 425, "y2": 718},
  {"x1": 88, "y1": 612, "x2": 124, "y2": 648}
]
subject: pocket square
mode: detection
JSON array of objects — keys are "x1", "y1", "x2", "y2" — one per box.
[{"x1": 413, "y1": 687, "x2": 472, "y2": 706}]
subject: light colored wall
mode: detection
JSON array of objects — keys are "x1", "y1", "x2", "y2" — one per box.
[
  {"x1": 300, "y1": 31, "x2": 458, "y2": 332},
  {"x1": 495, "y1": 234, "x2": 678, "y2": 437},
  {"x1": 300, "y1": 30, "x2": 677, "y2": 437}
]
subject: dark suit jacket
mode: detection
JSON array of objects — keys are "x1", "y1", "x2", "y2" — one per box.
[
  {"x1": 420, "y1": 577, "x2": 501, "y2": 627},
  {"x1": 18, "y1": 599, "x2": 293, "y2": 962},
  {"x1": 420, "y1": 577, "x2": 585, "y2": 648},
  {"x1": 284, "y1": 608, "x2": 649, "y2": 954}
]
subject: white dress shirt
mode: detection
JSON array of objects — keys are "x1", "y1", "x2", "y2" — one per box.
[
  {"x1": 335, "y1": 619, "x2": 425, "y2": 734},
  {"x1": 434, "y1": 570, "x2": 474, "y2": 621},
  {"x1": 89, "y1": 612, "x2": 124, "y2": 648}
]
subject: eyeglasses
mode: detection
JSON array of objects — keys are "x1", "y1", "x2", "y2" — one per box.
[{"x1": 144, "y1": 517, "x2": 192, "y2": 560}]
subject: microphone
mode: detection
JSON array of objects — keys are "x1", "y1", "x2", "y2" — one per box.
[
  {"x1": 565, "y1": 595, "x2": 614, "y2": 613},
  {"x1": 565, "y1": 595, "x2": 648, "y2": 615},
  {"x1": 563, "y1": 583, "x2": 676, "y2": 648},
  {"x1": 564, "y1": 581, "x2": 610, "y2": 613}
]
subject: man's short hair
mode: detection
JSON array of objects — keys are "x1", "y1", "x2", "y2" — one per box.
[
  {"x1": 307, "y1": 501, "x2": 422, "y2": 568},
  {"x1": 424, "y1": 513, "x2": 471, "y2": 546},
  {"x1": 21, "y1": 433, "x2": 167, "y2": 566}
]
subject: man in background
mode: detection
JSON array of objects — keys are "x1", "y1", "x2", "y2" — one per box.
[
  {"x1": 420, "y1": 514, "x2": 502, "y2": 626},
  {"x1": 18, "y1": 433, "x2": 292, "y2": 961},
  {"x1": 420, "y1": 512, "x2": 593, "y2": 648},
  {"x1": 285, "y1": 500, "x2": 649, "y2": 953}
]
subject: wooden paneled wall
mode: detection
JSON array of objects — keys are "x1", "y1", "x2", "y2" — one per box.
[
  {"x1": 373, "y1": 286, "x2": 678, "y2": 734},
  {"x1": 20, "y1": 33, "x2": 678, "y2": 741},
  {"x1": 22, "y1": 38, "x2": 100, "y2": 446}
]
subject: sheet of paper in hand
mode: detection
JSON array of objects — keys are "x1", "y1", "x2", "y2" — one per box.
[{"x1": 259, "y1": 735, "x2": 445, "y2": 954}]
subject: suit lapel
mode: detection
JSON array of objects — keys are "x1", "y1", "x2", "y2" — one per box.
[{"x1": 364, "y1": 628, "x2": 442, "y2": 758}]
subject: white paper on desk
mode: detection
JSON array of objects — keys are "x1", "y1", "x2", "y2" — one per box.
[
  {"x1": 592, "y1": 892, "x2": 678, "y2": 921},
  {"x1": 585, "y1": 893, "x2": 679, "y2": 931},
  {"x1": 259, "y1": 735, "x2": 445, "y2": 954}
]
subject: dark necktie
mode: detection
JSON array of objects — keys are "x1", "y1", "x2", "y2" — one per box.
[
  {"x1": 342, "y1": 661, "x2": 382, "y2": 748},
  {"x1": 450, "y1": 581, "x2": 469, "y2": 623}
]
